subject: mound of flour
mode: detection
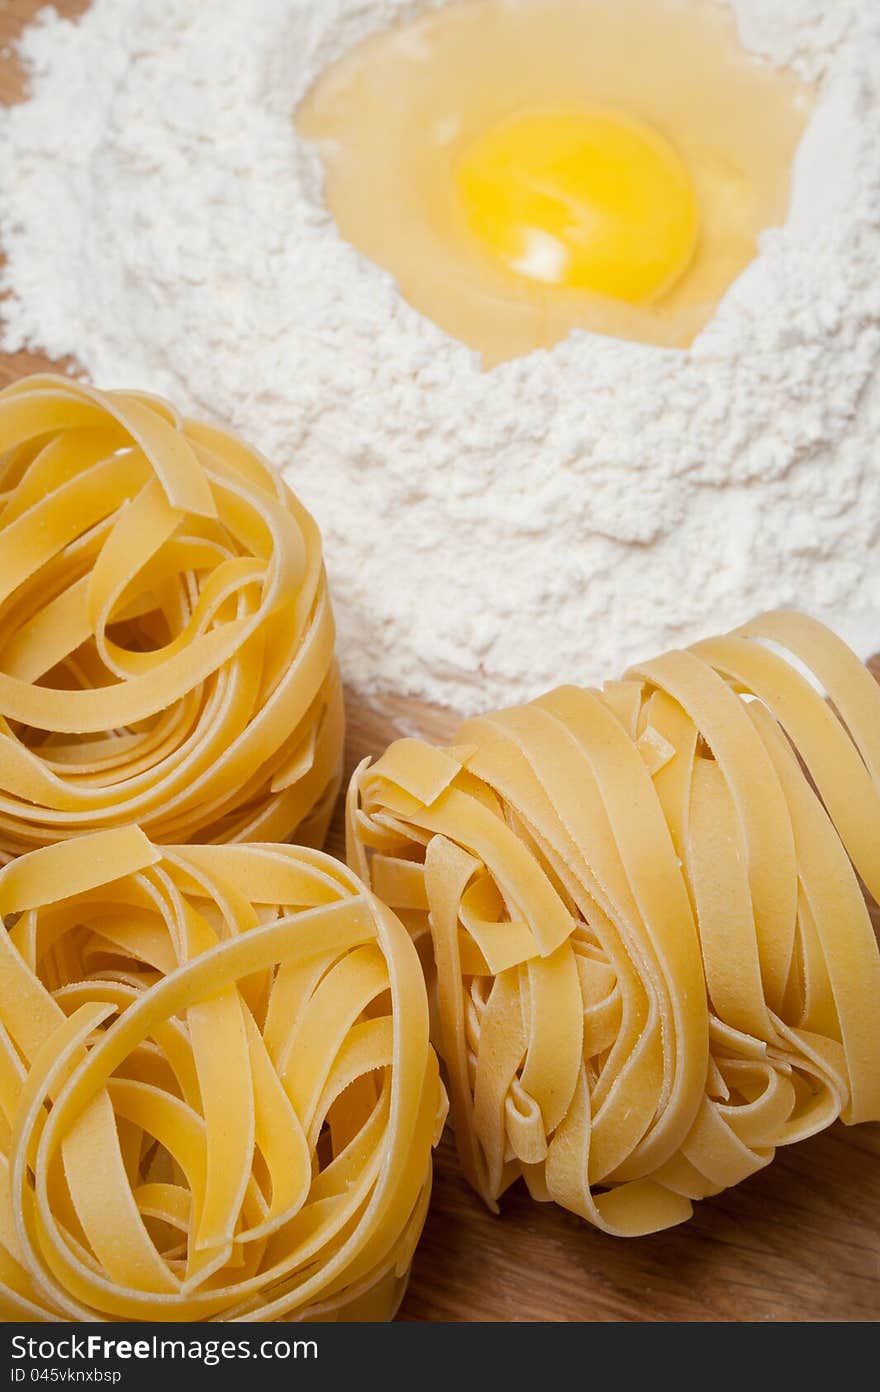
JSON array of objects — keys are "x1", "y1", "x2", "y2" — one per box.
[{"x1": 2, "y1": 0, "x2": 879, "y2": 714}]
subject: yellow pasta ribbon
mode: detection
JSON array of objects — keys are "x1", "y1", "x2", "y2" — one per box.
[
  {"x1": 0, "y1": 830, "x2": 445, "y2": 1321},
  {"x1": 0, "y1": 375, "x2": 343, "y2": 858},
  {"x1": 347, "y1": 610, "x2": 880, "y2": 1235}
]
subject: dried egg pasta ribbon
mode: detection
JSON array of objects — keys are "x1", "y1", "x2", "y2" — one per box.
[
  {"x1": 0, "y1": 374, "x2": 343, "y2": 858},
  {"x1": 347, "y1": 609, "x2": 880, "y2": 1235},
  {"x1": 0, "y1": 831, "x2": 445, "y2": 1321}
]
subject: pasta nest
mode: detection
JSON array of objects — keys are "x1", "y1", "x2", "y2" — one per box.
[
  {"x1": 0, "y1": 374, "x2": 343, "y2": 858},
  {"x1": 348, "y1": 611, "x2": 880, "y2": 1235},
  {"x1": 0, "y1": 829, "x2": 445, "y2": 1320}
]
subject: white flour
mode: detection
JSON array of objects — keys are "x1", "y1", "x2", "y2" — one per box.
[{"x1": 2, "y1": 0, "x2": 879, "y2": 715}]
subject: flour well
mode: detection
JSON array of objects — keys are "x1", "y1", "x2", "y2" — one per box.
[{"x1": 2, "y1": 0, "x2": 879, "y2": 715}]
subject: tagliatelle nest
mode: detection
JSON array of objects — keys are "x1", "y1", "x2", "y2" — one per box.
[
  {"x1": 0, "y1": 829, "x2": 445, "y2": 1321},
  {"x1": 348, "y1": 610, "x2": 880, "y2": 1235},
  {"x1": 0, "y1": 374, "x2": 343, "y2": 859}
]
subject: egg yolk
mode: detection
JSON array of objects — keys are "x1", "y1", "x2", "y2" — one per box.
[{"x1": 455, "y1": 106, "x2": 700, "y2": 304}]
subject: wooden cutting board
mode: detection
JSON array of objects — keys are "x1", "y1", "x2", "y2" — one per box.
[{"x1": 2, "y1": 0, "x2": 878, "y2": 1322}]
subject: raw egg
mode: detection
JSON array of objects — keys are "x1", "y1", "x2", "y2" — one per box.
[
  {"x1": 297, "y1": 0, "x2": 812, "y2": 367},
  {"x1": 456, "y1": 105, "x2": 699, "y2": 302}
]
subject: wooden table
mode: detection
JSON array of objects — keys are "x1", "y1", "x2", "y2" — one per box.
[{"x1": 2, "y1": 0, "x2": 878, "y2": 1322}]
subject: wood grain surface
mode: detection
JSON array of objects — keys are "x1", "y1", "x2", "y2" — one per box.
[{"x1": 2, "y1": 0, "x2": 878, "y2": 1323}]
